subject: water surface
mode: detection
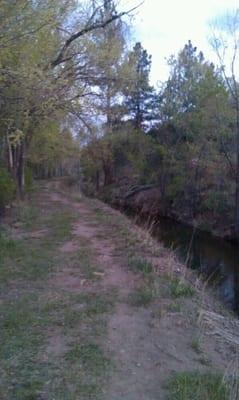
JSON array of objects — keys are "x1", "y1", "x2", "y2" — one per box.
[{"x1": 137, "y1": 214, "x2": 239, "y2": 312}]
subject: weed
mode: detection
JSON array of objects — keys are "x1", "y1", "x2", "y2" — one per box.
[
  {"x1": 151, "y1": 308, "x2": 163, "y2": 319},
  {"x1": 46, "y1": 211, "x2": 75, "y2": 241},
  {"x1": 72, "y1": 248, "x2": 104, "y2": 280},
  {"x1": 0, "y1": 295, "x2": 46, "y2": 399},
  {"x1": 198, "y1": 356, "x2": 212, "y2": 366},
  {"x1": 15, "y1": 204, "x2": 39, "y2": 229},
  {"x1": 169, "y1": 278, "x2": 195, "y2": 298},
  {"x1": 10, "y1": 380, "x2": 43, "y2": 400},
  {"x1": 191, "y1": 338, "x2": 202, "y2": 354},
  {"x1": 0, "y1": 230, "x2": 18, "y2": 256},
  {"x1": 85, "y1": 295, "x2": 114, "y2": 316},
  {"x1": 128, "y1": 257, "x2": 153, "y2": 274},
  {"x1": 129, "y1": 284, "x2": 154, "y2": 307},
  {"x1": 167, "y1": 372, "x2": 228, "y2": 400},
  {"x1": 167, "y1": 302, "x2": 182, "y2": 313},
  {"x1": 65, "y1": 342, "x2": 110, "y2": 374}
]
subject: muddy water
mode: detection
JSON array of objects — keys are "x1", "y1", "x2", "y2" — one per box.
[{"x1": 136, "y1": 215, "x2": 239, "y2": 312}]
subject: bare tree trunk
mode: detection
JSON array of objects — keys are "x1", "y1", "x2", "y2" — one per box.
[
  {"x1": 17, "y1": 142, "x2": 25, "y2": 197},
  {"x1": 106, "y1": 87, "x2": 112, "y2": 128},
  {"x1": 96, "y1": 170, "x2": 100, "y2": 191},
  {"x1": 7, "y1": 134, "x2": 13, "y2": 171},
  {"x1": 234, "y1": 109, "x2": 239, "y2": 237},
  {"x1": 103, "y1": 163, "x2": 113, "y2": 186}
]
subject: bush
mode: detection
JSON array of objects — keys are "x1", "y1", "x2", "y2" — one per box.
[
  {"x1": 0, "y1": 167, "x2": 16, "y2": 211},
  {"x1": 201, "y1": 191, "x2": 231, "y2": 215}
]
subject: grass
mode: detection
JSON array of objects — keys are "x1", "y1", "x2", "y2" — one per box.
[
  {"x1": 0, "y1": 189, "x2": 115, "y2": 399},
  {"x1": 169, "y1": 278, "x2": 195, "y2": 298},
  {"x1": 0, "y1": 229, "x2": 19, "y2": 256},
  {"x1": 128, "y1": 283, "x2": 154, "y2": 307},
  {"x1": 0, "y1": 234, "x2": 55, "y2": 286},
  {"x1": 0, "y1": 294, "x2": 48, "y2": 399},
  {"x1": 167, "y1": 372, "x2": 229, "y2": 400},
  {"x1": 128, "y1": 257, "x2": 154, "y2": 274},
  {"x1": 127, "y1": 257, "x2": 156, "y2": 307},
  {"x1": 65, "y1": 342, "x2": 110, "y2": 373},
  {"x1": 191, "y1": 337, "x2": 202, "y2": 354},
  {"x1": 167, "y1": 302, "x2": 182, "y2": 313},
  {"x1": 15, "y1": 204, "x2": 39, "y2": 229},
  {"x1": 72, "y1": 248, "x2": 105, "y2": 280},
  {"x1": 48, "y1": 211, "x2": 75, "y2": 240},
  {"x1": 83, "y1": 293, "x2": 115, "y2": 316}
]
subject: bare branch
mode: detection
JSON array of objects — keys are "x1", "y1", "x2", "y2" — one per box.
[{"x1": 51, "y1": 3, "x2": 142, "y2": 68}]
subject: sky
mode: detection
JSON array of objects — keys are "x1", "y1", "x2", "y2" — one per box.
[{"x1": 124, "y1": 0, "x2": 239, "y2": 84}]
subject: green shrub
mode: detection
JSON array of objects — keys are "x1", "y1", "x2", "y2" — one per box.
[{"x1": 0, "y1": 167, "x2": 16, "y2": 210}]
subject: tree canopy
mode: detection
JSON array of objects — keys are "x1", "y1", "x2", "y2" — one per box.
[{"x1": 1, "y1": 2, "x2": 239, "y2": 239}]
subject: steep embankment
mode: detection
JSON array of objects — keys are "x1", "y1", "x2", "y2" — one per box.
[
  {"x1": 99, "y1": 182, "x2": 235, "y2": 241},
  {"x1": 0, "y1": 180, "x2": 238, "y2": 400}
]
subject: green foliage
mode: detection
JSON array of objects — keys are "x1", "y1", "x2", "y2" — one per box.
[
  {"x1": 123, "y1": 42, "x2": 157, "y2": 128},
  {"x1": 169, "y1": 278, "x2": 195, "y2": 298},
  {"x1": 0, "y1": 167, "x2": 16, "y2": 209},
  {"x1": 1, "y1": 0, "x2": 237, "y2": 235},
  {"x1": 167, "y1": 372, "x2": 228, "y2": 400},
  {"x1": 81, "y1": 39, "x2": 236, "y2": 233},
  {"x1": 0, "y1": 1, "x2": 129, "y2": 192}
]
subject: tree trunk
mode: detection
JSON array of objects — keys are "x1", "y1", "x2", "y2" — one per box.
[
  {"x1": 17, "y1": 142, "x2": 25, "y2": 196},
  {"x1": 103, "y1": 163, "x2": 113, "y2": 186},
  {"x1": 96, "y1": 170, "x2": 100, "y2": 191},
  {"x1": 234, "y1": 109, "x2": 239, "y2": 237},
  {"x1": 106, "y1": 87, "x2": 112, "y2": 128}
]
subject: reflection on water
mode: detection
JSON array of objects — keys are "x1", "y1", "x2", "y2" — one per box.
[{"x1": 138, "y1": 215, "x2": 239, "y2": 312}]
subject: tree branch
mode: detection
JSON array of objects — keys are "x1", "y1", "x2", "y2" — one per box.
[{"x1": 51, "y1": 3, "x2": 142, "y2": 68}]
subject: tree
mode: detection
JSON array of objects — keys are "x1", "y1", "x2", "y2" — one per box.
[
  {"x1": 88, "y1": 0, "x2": 127, "y2": 129},
  {"x1": 210, "y1": 9, "x2": 239, "y2": 237},
  {"x1": 156, "y1": 41, "x2": 231, "y2": 219},
  {"x1": 0, "y1": 0, "x2": 136, "y2": 195},
  {"x1": 123, "y1": 42, "x2": 156, "y2": 129}
]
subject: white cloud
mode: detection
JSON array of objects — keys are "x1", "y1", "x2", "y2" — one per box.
[{"x1": 130, "y1": 0, "x2": 239, "y2": 84}]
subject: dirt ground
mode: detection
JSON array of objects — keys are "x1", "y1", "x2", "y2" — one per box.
[{"x1": 1, "y1": 180, "x2": 238, "y2": 400}]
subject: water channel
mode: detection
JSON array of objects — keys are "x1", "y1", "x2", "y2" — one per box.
[{"x1": 134, "y1": 214, "x2": 239, "y2": 312}]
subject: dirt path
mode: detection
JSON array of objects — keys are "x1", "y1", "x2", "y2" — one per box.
[
  {"x1": 0, "y1": 181, "x2": 238, "y2": 400},
  {"x1": 48, "y1": 189, "x2": 165, "y2": 400},
  {"x1": 47, "y1": 184, "x2": 237, "y2": 399}
]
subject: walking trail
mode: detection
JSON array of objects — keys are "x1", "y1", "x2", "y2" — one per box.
[{"x1": 1, "y1": 180, "x2": 237, "y2": 400}]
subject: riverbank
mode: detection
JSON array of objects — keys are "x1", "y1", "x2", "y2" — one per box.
[
  {"x1": 96, "y1": 182, "x2": 236, "y2": 242},
  {"x1": 0, "y1": 180, "x2": 238, "y2": 399}
]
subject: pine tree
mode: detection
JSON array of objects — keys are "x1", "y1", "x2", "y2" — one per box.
[{"x1": 123, "y1": 42, "x2": 156, "y2": 129}]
